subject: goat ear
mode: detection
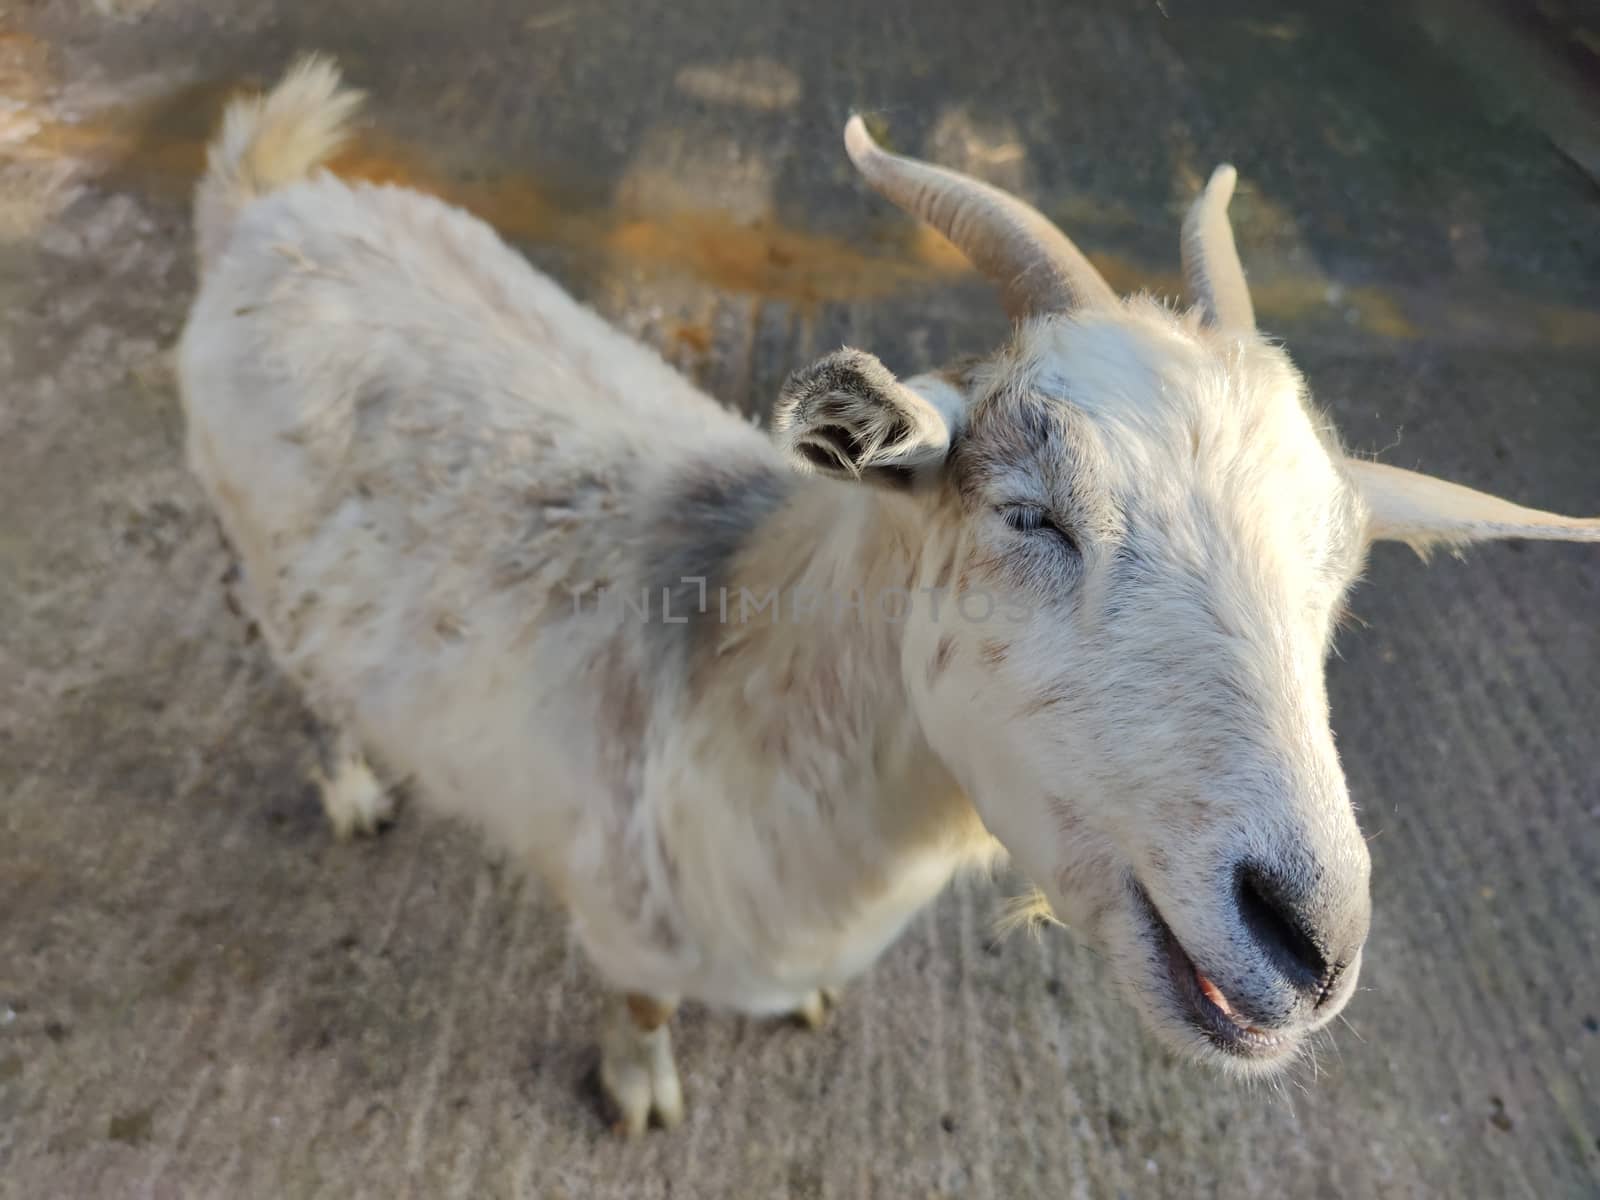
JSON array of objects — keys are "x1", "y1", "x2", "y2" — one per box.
[
  {"x1": 1345, "y1": 459, "x2": 1600, "y2": 552},
  {"x1": 774, "y1": 349, "x2": 956, "y2": 486}
]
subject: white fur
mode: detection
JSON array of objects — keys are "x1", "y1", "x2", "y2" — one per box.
[{"x1": 179, "y1": 60, "x2": 1598, "y2": 1123}]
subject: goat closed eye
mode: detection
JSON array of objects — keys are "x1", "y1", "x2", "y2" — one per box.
[{"x1": 999, "y1": 504, "x2": 1080, "y2": 554}]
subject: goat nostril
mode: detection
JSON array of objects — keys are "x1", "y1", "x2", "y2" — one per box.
[{"x1": 1235, "y1": 864, "x2": 1329, "y2": 997}]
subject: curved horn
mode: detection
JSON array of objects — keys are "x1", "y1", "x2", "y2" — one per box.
[
  {"x1": 1182, "y1": 164, "x2": 1255, "y2": 331},
  {"x1": 844, "y1": 115, "x2": 1116, "y2": 319}
]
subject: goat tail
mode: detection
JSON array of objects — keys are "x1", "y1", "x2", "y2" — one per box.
[{"x1": 194, "y1": 55, "x2": 364, "y2": 272}]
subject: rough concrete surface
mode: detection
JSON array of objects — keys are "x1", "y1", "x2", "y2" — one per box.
[{"x1": 1, "y1": 1, "x2": 1598, "y2": 1196}]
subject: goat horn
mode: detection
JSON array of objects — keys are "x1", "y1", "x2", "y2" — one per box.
[
  {"x1": 1181, "y1": 164, "x2": 1256, "y2": 331},
  {"x1": 844, "y1": 115, "x2": 1116, "y2": 319}
]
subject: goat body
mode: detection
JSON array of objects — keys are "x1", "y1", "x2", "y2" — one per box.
[{"x1": 181, "y1": 61, "x2": 988, "y2": 1061}]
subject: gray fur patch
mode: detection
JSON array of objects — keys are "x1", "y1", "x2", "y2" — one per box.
[{"x1": 641, "y1": 453, "x2": 794, "y2": 672}]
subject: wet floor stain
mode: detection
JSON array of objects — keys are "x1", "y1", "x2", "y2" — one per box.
[
  {"x1": 4, "y1": 78, "x2": 970, "y2": 307},
  {"x1": 3, "y1": 73, "x2": 1599, "y2": 347}
]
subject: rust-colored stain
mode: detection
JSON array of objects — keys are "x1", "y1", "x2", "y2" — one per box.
[
  {"x1": 667, "y1": 321, "x2": 714, "y2": 355},
  {"x1": 604, "y1": 210, "x2": 950, "y2": 305},
  {"x1": 5, "y1": 81, "x2": 967, "y2": 308},
  {"x1": 5, "y1": 77, "x2": 1600, "y2": 348},
  {"x1": 352, "y1": 146, "x2": 970, "y2": 305},
  {"x1": 0, "y1": 30, "x2": 52, "y2": 120}
]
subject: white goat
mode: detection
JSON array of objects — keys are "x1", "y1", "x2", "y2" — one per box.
[{"x1": 179, "y1": 58, "x2": 1599, "y2": 1134}]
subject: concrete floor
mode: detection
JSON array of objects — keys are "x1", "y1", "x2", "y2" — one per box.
[{"x1": 2, "y1": 1, "x2": 1598, "y2": 1196}]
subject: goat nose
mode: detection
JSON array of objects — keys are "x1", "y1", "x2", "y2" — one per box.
[{"x1": 1235, "y1": 862, "x2": 1369, "y2": 1006}]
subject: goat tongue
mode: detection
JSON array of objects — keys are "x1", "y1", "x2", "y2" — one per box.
[{"x1": 1195, "y1": 968, "x2": 1234, "y2": 1016}]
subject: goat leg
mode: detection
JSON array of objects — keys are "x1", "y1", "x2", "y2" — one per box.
[{"x1": 599, "y1": 992, "x2": 683, "y2": 1136}]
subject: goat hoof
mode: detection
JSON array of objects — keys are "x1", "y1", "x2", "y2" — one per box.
[
  {"x1": 599, "y1": 996, "x2": 684, "y2": 1135},
  {"x1": 317, "y1": 754, "x2": 395, "y2": 839},
  {"x1": 793, "y1": 986, "x2": 841, "y2": 1031},
  {"x1": 600, "y1": 1046, "x2": 683, "y2": 1135}
]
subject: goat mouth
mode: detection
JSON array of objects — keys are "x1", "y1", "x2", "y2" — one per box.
[{"x1": 1134, "y1": 887, "x2": 1294, "y2": 1062}]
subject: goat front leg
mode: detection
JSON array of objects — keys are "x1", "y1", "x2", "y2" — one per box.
[{"x1": 599, "y1": 993, "x2": 683, "y2": 1136}]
